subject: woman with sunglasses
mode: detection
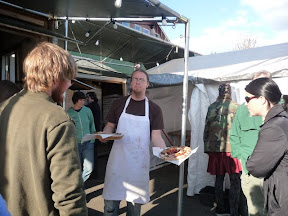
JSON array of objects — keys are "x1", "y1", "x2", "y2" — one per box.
[{"x1": 245, "y1": 78, "x2": 288, "y2": 216}]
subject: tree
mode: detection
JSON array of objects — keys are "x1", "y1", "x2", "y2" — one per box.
[{"x1": 234, "y1": 35, "x2": 257, "y2": 50}]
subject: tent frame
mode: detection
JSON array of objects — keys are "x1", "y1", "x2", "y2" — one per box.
[{"x1": 64, "y1": 19, "x2": 190, "y2": 216}]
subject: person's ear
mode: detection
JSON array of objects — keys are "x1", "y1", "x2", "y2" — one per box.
[{"x1": 259, "y1": 96, "x2": 267, "y2": 105}]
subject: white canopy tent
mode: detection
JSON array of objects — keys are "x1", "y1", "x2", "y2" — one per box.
[{"x1": 147, "y1": 42, "x2": 288, "y2": 196}]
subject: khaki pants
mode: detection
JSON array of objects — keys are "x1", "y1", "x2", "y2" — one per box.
[{"x1": 241, "y1": 174, "x2": 266, "y2": 216}]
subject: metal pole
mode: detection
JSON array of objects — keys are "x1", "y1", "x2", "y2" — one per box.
[
  {"x1": 64, "y1": 19, "x2": 68, "y2": 51},
  {"x1": 63, "y1": 19, "x2": 68, "y2": 110},
  {"x1": 177, "y1": 19, "x2": 190, "y2": 216}
]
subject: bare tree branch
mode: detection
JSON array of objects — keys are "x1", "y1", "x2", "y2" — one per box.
[{"x1": 234, "y1": 35, "x2": 257, "y2": 50}]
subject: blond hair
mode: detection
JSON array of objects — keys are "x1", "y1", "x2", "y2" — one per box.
[{"x1": 23, "y1": 42, "x2": 77, "y2": 92}]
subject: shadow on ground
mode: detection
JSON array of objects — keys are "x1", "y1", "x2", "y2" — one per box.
[{"x1": 85, "y1": 155, "x2": 215, "y2": 216}]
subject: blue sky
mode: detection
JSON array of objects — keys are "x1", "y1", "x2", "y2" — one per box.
[{"x1": 159, "y1": 0, "x2": 288, "y2": 55}]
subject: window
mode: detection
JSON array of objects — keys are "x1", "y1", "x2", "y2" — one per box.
[
  {"x1": 121, "y1": 22, "x2": 130, "y2": 28},
  {"x1": 143, "y1": 28, "x2": 150, "y2": 35},
  {"x1": 1, "y1": 54, "x2": 16, "y2": 82},
  {"x1": 134, "y1": 24, "x2": 142, "y2": 32},
  {"x1": 154, "y1": 33, "x2": 160, "y2": 38}
]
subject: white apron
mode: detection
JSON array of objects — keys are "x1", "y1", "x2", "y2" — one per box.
[{"x1": 102, "y1": 96, "x2": 151, "y2": 204}]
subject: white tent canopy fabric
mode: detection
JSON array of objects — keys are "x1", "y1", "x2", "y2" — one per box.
[
  {"x1": 147, "y1": 42, "x2": 288, "y2": 196},
  {"x1": 148, "y1": 42, "x2": 288, "y2": 87}
]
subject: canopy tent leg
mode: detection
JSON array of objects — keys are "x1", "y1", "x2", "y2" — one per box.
[
  {"x1": 63, "y1": 19, "x2": 68, "y2": 110},
  {"x1": 177, "y1": 19, "x2": 190, "y2": 216}
]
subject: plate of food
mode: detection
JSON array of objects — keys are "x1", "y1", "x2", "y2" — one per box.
[
  {"x1": 159, "y1": 146, "x2": 192, "y2": 161},
  {"x1": 94, "y1": 132, "x2": 124, "y2": 140}
]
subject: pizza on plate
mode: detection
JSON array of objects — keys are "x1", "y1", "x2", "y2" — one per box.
[
  {"x1": 95, "y1": 132, "x2": 124, "y2": 140},
  {"x1": 160, "y1": 146, "x2": 192, "y2": 161}
]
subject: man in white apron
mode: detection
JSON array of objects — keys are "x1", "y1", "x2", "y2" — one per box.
[{"x1": 101, "y1": 69, "x2": 166, "y2": 216}]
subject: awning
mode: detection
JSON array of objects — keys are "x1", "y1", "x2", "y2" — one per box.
[
  {"x1": 1, "y1": 0, "x2": 188, "y2": 23},
  {"x1": 71, "y1": 79, "x2": 96, "y2": 90},
  {"x1": 58, "y1": 21, "x2": 194, "y2": 69},
  {"x1": 0, "y1": 16, "x2": 83, "y2": 44},
  {"x1": 73, "y1": 55, "x2": 128, "y2": 79},
  {"x1": 1, "y1": 0, "x2": 194, "y2": 69}
]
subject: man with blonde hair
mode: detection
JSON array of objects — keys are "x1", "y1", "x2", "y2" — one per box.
[
  {"x1": 0, "y1": 42, "x2": 87, "y2": 216},
  {"x1": 230, "y1": 70, "x2": 272, "y2": 215}
]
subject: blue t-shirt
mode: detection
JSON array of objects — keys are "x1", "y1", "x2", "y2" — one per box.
[{"x1": 0, "y1": 194, "x2": 11, "y2": 216}]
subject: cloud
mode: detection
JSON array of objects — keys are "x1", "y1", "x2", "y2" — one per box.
[
  {"x1": 172, "y1": 29, "x2": 241, "y2": 55},
  {"x1": 169, "y1": 1, "x2": 288, "y2": 55},
  {"x1": 241, "y1": 0, "x2": 288, "y2": 30},
  {"x1": 171, "y1": 11, "x2": 262, "y2": 55}
]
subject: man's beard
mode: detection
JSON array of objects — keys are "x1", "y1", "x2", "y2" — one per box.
[
  {"x1": 51, "y1": 88, "x2": 64, "y2": 105},
  {"x1": 132, "y1": 90, "x2": 143, "y2": 97}
]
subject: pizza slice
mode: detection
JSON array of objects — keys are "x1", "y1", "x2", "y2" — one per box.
[{"x1": 160, "y1": 146, "x2": 192, "y2": 161}]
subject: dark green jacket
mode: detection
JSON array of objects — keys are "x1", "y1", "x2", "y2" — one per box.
[{"x1": 0, "y1": 89, "x2": 87, "y2": 216}]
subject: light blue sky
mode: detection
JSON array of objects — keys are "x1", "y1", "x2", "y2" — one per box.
[{"x1": 159, "y1": 0, "x2": 288, "y2": 55}]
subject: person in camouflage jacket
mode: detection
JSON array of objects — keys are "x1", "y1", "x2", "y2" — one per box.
[
  {"x1": 204, "y1": 83, "x2": 244, "y2": 216},
  {"x1": 204, "y1": 85, "x2": 239, "y2": 153}
]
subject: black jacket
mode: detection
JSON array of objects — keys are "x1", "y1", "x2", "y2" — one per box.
[
  {"x1": 86, "y1": 101, "x2": 101, "y2": 131},
  {"x1": 246, "y1": 104, "x2": 288, "y2": 216}
]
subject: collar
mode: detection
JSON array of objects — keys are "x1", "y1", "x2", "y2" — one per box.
[
  {"x1": 263, "y1": 104, "x2": 287, "y2": 125},
  {"x1": 19, "y1": 89, "x2": 54, "y2": 103}
]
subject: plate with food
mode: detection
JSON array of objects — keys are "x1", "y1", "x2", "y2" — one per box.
[
  {"x1": 159, "y1": 146, "x2": 192, "y2": 161},
  {"x1": 94, "y1": 132, "x2": 124, "y2": 140}
]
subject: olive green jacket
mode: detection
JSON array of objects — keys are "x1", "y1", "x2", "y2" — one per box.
[{"x1": 0, "y1": 89, "x2": 87, "y2": 216}]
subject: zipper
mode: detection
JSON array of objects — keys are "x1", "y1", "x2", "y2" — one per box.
[{"x1": 77, "y1": 112, "x2": 84, "y2": 142}]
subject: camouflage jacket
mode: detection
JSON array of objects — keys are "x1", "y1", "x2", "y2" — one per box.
[{"x1": 204, "y1": 96, "x2": 239, "y2": 153}]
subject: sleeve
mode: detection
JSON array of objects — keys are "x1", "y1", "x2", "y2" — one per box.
[
  {"x1": 106, "y1": 98, "x2": 123, "y2": 125},
  {"x1": 203, "y1": 107, "x2": 210, "y2": 146},
  {"x1": 0, "y1": 194, "x2": 11, "y2": 216},
  {"x1": 246, "y1": 125, "x2": 287, "y2": 178},
  {"x1": 95, "y1": 103, "x2": 101, "y2": 131},
  {"x1": 229, "y1": 109, "x2": 242, "y2": 159},
  {"x1": 150, "y1": 102, "x2": 164, "y2": 130},
  {"x1": 47, "y1": 121, "x2": 87, "y2": 216}
]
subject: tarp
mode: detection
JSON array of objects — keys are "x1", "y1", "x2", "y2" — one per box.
[
  {"x1": 148, "y1": 42, "x2": 288, "y2": 86},
  {"x1": 147, "y1": 42, "x2": 288, "y2": 196}
]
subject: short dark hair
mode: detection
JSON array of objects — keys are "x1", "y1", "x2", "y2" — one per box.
[
  {"x1": 86, "y1": 92, "x2": 98, "y2": 102},
  {"x1": 72, "y1": 91, "x2": 86, "y2": 104},
  {"x1": 245, "y1": 78, "x2": 282, "y2": 105},
  {"x1": 131, "y1": 69, "x2": 149, "y2": 82}
]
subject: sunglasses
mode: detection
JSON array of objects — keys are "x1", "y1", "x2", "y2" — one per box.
[{"x1": 245, "y1": 96, "x2": 258, "y2": 103}]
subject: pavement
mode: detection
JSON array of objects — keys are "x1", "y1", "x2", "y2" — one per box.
[{"x1": 84, "y1": 153, "x2": 217, "y2": 216}]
